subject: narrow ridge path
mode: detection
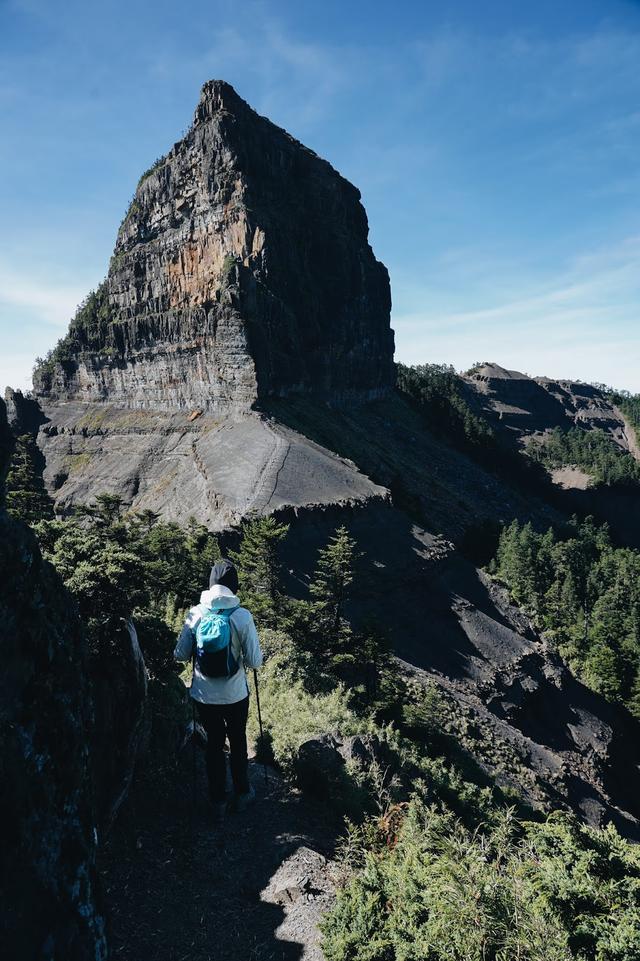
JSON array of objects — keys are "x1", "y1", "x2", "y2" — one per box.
[{"x1": 100, "y1": 745, "x2": 338, "y2": 961}]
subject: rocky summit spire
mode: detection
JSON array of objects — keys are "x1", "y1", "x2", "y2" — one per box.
[{"x1": 33, "y1": 80, "x2": 395, "y2": 412}]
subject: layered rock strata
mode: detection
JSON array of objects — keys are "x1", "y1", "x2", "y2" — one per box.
[
  {"x1": 33, "y1": 399, "x2": 388, "y2": 529},
  {"x1": 33, "y1": 80, "x2": 394, "y2": 412}
]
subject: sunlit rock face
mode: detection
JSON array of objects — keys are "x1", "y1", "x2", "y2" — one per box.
[{"x1": 33, "y1": 80, "x2": 394, "y2": 413}]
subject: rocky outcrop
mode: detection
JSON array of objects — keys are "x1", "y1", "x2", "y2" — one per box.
[
  {"x1": 5, "y1": 386, "x2": 47, "y2": 435},
  {"x1": 92, "y1": 619, "x2": 149, "y2": 828},
  {"x1": 33, "y1": 80, "x2": 394, "y2": 412},
  {"x1": 0, "y1": 398, "x2": 107, "y2": 961},
  {"x1": 0, "y1": 395, "x2": 14, "y2": 482},
  {"x1": 388, "y1": 555, "x2": 640, "y2": 837},
  {"x1": 463, "y1": 362, "x2": 630, "y2": 449},
  {"x1": 460, "y1": 364, "x2": 640, "y2": 545},
  {"x1": 295, "y1": 732, "x2": 393, "y2": 799}
]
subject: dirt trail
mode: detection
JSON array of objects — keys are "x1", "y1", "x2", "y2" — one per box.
[{"x1": 100, "y1": 747, "x2": 338, "y2": 961}]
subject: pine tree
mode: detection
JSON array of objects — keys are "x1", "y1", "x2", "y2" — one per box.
[
  {"x1": 583, "y1": 641, "x2": 625, "y2": 702},
  {"x1": 75, "y1": 492, "x2": 125, "y2": 528},
  {"x1": 310, "y1": 527, "x2": 356, "y2": 630},
  {"x1": 309, "y1": 526, "x2": 358, "y2": 674},
  {"x1": 129, "y1": 508, "x2": 160, "y2": 534},
  {"x1": 230, "y1": 516, "x2": 289, "y2": 627},
  {"x1": 5, "y1": 434, "x2": 54, "y2": 524}
]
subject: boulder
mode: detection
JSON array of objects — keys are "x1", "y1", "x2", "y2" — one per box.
[
  {"x1": 295, "y1": 731, "x2": 391, "y2": 799},
  {"x1": 295, "y1": 734, "x2": 346, "y2": 798}
]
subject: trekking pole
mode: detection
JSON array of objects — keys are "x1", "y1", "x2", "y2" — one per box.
[
  {"x1": 191, "y1": 649, "x2": 197, "y2": 834},
  {"x1": 253, "y1": 669, "x2": 268, "y2": 786},
  {"x1": 192, "y1": 696, "x2": 197, "y2": 812}
]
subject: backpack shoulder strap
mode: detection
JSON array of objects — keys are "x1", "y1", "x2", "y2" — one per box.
[
  {"x1": 189, "y1": 605, "x2": 205, "y2": 662},
  {"x1": 214, "y1": 604, "x2": 240, "y2": 617},
  {"x1": 227, "y1": 605, "x2": 242, "y2": 661}
]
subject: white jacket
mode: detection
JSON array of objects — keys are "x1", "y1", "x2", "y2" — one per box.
[{"x1": 174, "y1": 585, "x2": 263, "y2": 705}]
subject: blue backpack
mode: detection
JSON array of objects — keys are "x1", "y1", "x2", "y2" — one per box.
[{"x1": 195, "y1": 606, "x2": 240, "y2": 678}]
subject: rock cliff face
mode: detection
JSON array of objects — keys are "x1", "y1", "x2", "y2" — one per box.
[
  {"x1": 0, "y1": 399, "x2": 107, "y2": 961},
  {"x1": 33, "y1": 399, "x2": 388, "y2": 529},
  {"x1": 33, "y1": 80, "x2": 394, "y2": 412}
]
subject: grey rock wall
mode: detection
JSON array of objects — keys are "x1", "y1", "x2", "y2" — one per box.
[
  {"x1": 33, "y1": 80, "x2": 394, "y2": 412},
  {"x1": 463, "y1": 362, "x2": 631, "y2": 447}
]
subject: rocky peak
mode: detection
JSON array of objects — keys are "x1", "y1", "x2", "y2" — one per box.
[
  {"x1": 194, "y1": 78, "x2": 254, "y2": 122},
  {"x1": 33, "y1": 81, "x2": 394, "y2": 413}
]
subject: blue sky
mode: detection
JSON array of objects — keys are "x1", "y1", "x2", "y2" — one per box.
[{"x1": 1, "y1": 0, "x2": 639, "y2": 393}]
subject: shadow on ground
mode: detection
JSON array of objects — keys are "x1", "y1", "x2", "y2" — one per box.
[{"x1": 100, "y1": 746, "x2": 338, "y2": 961}]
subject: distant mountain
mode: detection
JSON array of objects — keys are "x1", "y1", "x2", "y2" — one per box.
[{"x1": 462, "y1": 362, "x2": 635, "y2": 460}]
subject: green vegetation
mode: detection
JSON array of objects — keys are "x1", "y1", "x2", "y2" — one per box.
[
  {"x1": 116, "y1": 156, "x2": 164, "y2": 230},
  {"x1": 604, "y1": 387, "x2": 640, "y2": 454},
  {"x1": 63, "y1": 451, "x2": 94, "y2": 474},
  {"x1": 322, "y1": 803, "x2": 640, "y2": 961},
  {"x1": 247, "y1": 632, "x2": 361, "y2": 776},
  {"x1": 137, "y1": 156, "x2": 165, "y2": 188},
  {"x1": 12, "y1": 470, "x2": 640, "y2": 957},
  {"x1": 220, "y1": 253, "x2": 238, "y2": 285},
  {"x1": 527, "y1": 426, "x2": 640, "y2": 488},
  {"x1": 28, "y1": 495, "x2": 220, "y2": 771},
  {"x1": 395, "y1": 363, "x2": 548, "y2": 503},
  {"x1": 615, "y1": 393, "x2": 640, "y2": 435},
  {"x1": 120, "y1": 197, "x2": 141, "y2": 227},
  {"x1": 490, "y1": 517, "x2": 640, "y2": 714},
  {"x1": 34, "y1": 281, "x2": 116, "y2": 378},
  {"x1": 397, "y1": 363, "x2": 495, "y2": 452},
  {"x1": 230, "y1": 516, "x2": 290, "y2": 627},
  {"x1": 34, "y1": 495, "x2": 219, "y2": 671},
  {"x1": 226, "y1": 514, "x2": 640, "y2": 959},
  {"x1": 5, "y1": 434, "x2": 54, "y2": 524}
]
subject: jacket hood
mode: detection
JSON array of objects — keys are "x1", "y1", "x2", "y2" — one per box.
[{"x1": 200, "y1": 584, "x2": 240, "y2": 609}]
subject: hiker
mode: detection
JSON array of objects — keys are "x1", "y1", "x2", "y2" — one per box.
[{"x1": 174, "y1": 558, "x2": 263, "y2": 824}]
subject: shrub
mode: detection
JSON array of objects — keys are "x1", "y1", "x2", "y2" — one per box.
[
  {"x1": 247, "y1": 638, "x2": 363, "y2": 776},
  {"x1": 321, "y1": 802, "x2": 640, "y2": 961}
]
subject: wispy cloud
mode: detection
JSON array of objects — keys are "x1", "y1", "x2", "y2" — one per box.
[
  {"x1": 410, "y1": 25, "x2": 640, "y2": 126},
  {"x1": 392, "y1": 235, "x2": 640, "y2": 388},
  {"x1": 0, "y1": 262, "x2": 85, "y2": 327},
  {"x1": 147, "y1": 6, "x2": 360, "y2": 134}
]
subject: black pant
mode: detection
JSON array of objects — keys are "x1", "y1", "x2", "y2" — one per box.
[{"x1": 197, "y1": 697, "x2": 250, "y2": 803}]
